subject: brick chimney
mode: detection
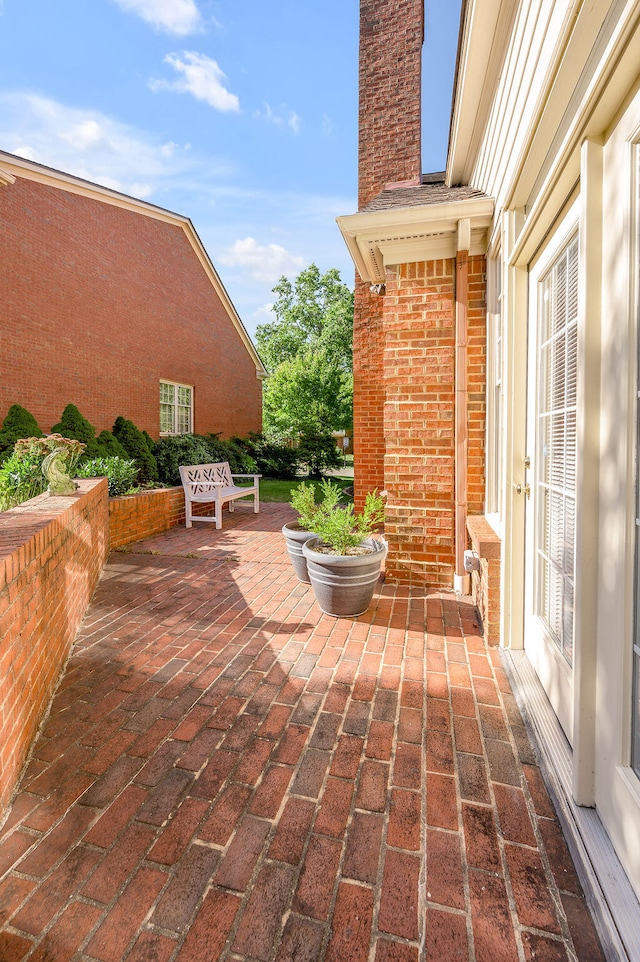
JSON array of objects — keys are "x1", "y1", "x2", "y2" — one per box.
[
  {"x1": 358, "y1": 0, "x2": 424, "y2": 209},
  {"x1": 353, "y1": 1, "x2": 424, "y2": 509}
]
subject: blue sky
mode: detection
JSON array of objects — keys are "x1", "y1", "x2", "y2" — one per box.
[{"x1": 0, "y1": 0, "x2": 462, "y2": 339}]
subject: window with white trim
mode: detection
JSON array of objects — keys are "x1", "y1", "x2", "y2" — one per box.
[
  {"x1": 486, "y1": 250, "x2": 504, "y2": 530},
  {"x1": 160, "y1": 381, "x2": 193, "y2": 435}
]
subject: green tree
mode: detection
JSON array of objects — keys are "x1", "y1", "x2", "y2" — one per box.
[
  {"x1": 262, "y1": 349, "x2": 352, "y2": 437},
  {"x1": 255, "y1": 265, "x2": 353, "y2": 438}
]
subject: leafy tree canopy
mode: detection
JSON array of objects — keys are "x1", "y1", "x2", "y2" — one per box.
[{"x1": 255, "y1": 265, "x2": 354, "y2": 438}]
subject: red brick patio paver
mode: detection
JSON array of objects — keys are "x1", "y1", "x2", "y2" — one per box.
[{"x1": 0, "y1": 503, "x2": 605, "y2": 960}]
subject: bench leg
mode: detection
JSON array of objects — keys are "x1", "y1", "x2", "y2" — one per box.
[
  {"x1": 215, "y1": 498, "x2": 222, "y2": 530},
  {"x1": 185, "y1": 499, "x2": 192, "y2": 528},
  {"x1": 254, "y1": 490, "x2": 259, "y2": 514}
]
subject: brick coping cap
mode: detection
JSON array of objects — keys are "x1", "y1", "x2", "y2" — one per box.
[{"x1": 467, "y1": 514, "x2": 502, "y2": 560}]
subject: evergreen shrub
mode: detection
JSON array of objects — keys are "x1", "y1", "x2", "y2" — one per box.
[
  {"x1": 113, "y1": 416, "x2": 158, "y2": 483},
  {"x1": 0, "y1": 404, "x2": 43, "y2": 462},
  {"x1": 51, "y1": 404, "x2": 101, "y2": 457},
  {"x1": 95, "y1": 430, "x2": 129, "y2": 459}
]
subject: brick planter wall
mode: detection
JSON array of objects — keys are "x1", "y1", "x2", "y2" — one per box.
[
  {"x1": 109, "y1": 487, "x2": 185, "y2": 549},
  {"x1": 109, "y1": 486, "x2": 221, "y2": 549},
  {"x1": 0, "y1": 479, "x2": 109, "y2": 819}
]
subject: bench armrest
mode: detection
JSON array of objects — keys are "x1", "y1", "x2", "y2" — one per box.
[{"x1": 230, "y1": 474, "x2": 262, "y2": 481}]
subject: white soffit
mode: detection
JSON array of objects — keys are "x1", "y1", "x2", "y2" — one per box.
[{"x1": 337, "y1": 197, "x2": 494, "y2": 283}]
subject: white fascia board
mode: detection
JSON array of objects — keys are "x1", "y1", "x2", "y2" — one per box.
[
  {"x1": 337, "y1": 196, "x2": 494, "y2": 283},
  {"x1": 0, "y1": 165, "x2": 16, "y2": 187},
  {"x1": 0, "y1": 150, "x2": 267, "y2": 378}
]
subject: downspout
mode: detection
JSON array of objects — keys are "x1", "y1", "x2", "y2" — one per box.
[{"x1": 454, "y1": 218, "x2": 471, "y2": 595}]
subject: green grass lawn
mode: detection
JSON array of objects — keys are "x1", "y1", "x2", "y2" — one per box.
[{"x1": 257, "y1": 476, "x2": 353, "y2": 503}]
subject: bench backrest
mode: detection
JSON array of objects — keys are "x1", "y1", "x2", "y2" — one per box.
[{"x1": 179, "y1": 462, "x2": 233, "y2": 494}]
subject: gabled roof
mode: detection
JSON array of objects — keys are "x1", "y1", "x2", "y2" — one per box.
[{"x1": 0, "y1": 149, "x2": 267, "y2": 379}]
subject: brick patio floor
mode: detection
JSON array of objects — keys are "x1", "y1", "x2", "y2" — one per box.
[{"x1": 0, "y1": 503, "x2": 605, "y2": 961}]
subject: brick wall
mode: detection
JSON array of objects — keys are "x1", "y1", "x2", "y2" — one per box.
[
  {"x1": 467, "y1": 256, "x2": 488, "y2": 513},
  {"x1": 353, "y1": 280, "x2": 386, "y2": 505},
  {"x1": 109, "y1": 487, "x2": 185, "y2": 549},
  {"x1": 381, "y1": 256, "x2": 486, "y2": 586},
  {"x1": 0, "y1": 480, "x2": 108, "y2": 818},
  {"x1": 109, "y1": 487, "x2": 228, "y2": 549},
  {"x1": 358, "y1": 0, "x2": 423, "y2": 207},
  {"x1": 0, "y1": 177, "x2": 262, "y2": 439}
]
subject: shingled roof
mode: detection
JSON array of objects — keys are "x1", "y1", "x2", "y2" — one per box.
[{"x1": 362, "y1": 173, "x2": 489, "y2": 213}]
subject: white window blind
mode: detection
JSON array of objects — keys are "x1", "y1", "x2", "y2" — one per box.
[{"x1": 536, "y1": 236, "x2": 578, "y2": 665}]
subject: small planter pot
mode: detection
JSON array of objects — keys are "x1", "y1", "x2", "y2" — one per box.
[
  {"x1": 282, "y1": 521, "x2": 317, "y2": 583},
  {"x1": 302, "y1": 536, "x2": 388, "y2": 617}
]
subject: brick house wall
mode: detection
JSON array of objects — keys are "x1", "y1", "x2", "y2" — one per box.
[
  {"x1": 353, "y1": 280, "x2": 386, "y2": 500},
  {"x1": 352, "y1": 0, "x2": 489, "y2": 589},
  {"x1": 381, "y1": 257, "x2": 486, "y2": 586},
  {"x1": 0, "y1": 174, "x2": 262, "y2": 439}
]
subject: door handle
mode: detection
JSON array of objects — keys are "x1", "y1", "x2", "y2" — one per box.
[{"x1": 516, "y1": 483, "x2": 531, "y2": 499}]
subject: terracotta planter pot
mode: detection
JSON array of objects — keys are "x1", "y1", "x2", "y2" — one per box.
[
  {"x1": 302, "y1": 536, "x2": 388, "y2": 617},
  {"x1": 282, "y1": 521, "x2": 316, "y2": 583}
]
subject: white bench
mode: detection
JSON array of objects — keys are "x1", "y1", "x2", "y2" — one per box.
[{"x1": 179, "y1": 461, "x2": 261, "y2": 529}]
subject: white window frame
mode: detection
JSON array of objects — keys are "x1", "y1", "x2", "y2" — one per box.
[{"x1": 160, "y1": 380, "x2": 193, "y2": 435}]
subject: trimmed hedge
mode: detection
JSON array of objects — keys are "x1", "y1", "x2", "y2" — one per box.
[{"x1": 153, "y1": 433, "x2": 250, "y2": 486}]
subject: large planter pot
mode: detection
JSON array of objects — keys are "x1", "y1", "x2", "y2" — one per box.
[
  {"x1": 282, "y1": 521, "x2": 317, "y2": 583},
  {"x1": 302, "y1": 536, "x2": 388, "y2": 617}
]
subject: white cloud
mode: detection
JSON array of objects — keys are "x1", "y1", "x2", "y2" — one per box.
[
  {"x1": 289, "y1": 112, "x2": 301, "y2": 135},
  {"x1": 0, "y1": 92, "x2": 198, "y2": 199},
  {"x1": 254, "y1": 102, "x2": 301, "y2": 134},
  {"x1": 321, "y1": 114, "x2": 334, "y2": 136},
  {"x1": 219, "y1": 237, "x2": 305, "y2": 283},
  {"x1": 150, "y1": 51, "x2": 239, "y2": 112},
  {"x1": 112, "y1": 0, "x2": 202, "y2": 35}
]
